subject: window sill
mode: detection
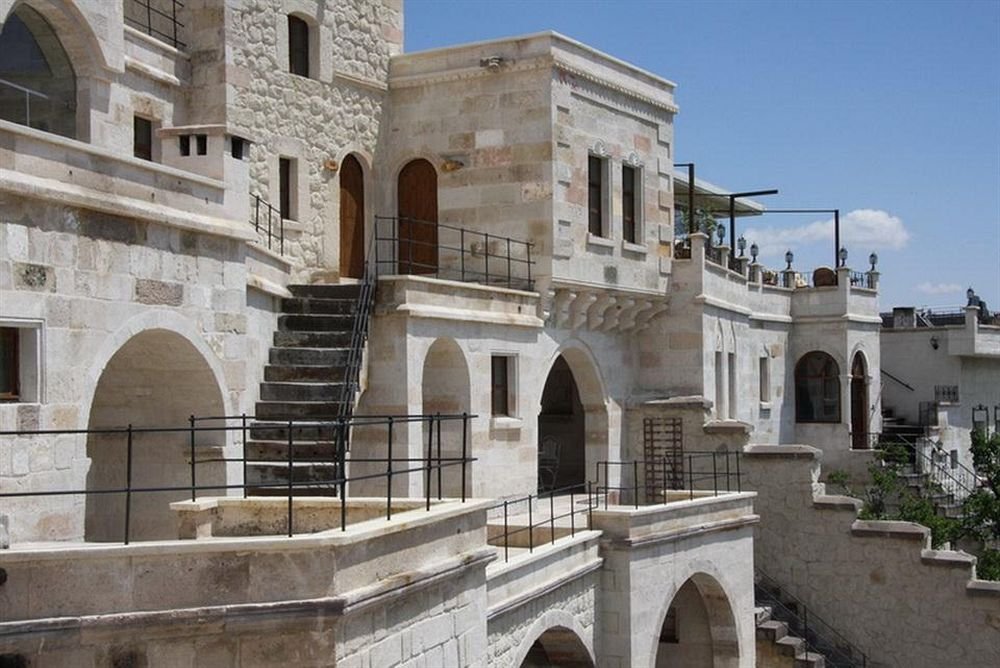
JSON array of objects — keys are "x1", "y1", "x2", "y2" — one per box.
[
  {"x1": 490, "y1": 416, "x2": 523, "y2": 430},
  {"x1": 586, "y1": 233, "x2": 615, "y2": 249},
  {"x1": 621, "y1": 240, "x2": 647, "y2": 255},
  {"x1": 759, "y1": 401, "x2": 772, "y2": 410}
]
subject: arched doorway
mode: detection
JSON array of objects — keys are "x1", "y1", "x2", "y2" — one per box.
[
  {"x1": 421, "y1": 338, "x2": 470, "y2": 497},
  {"x1": 520, "y1": 626, "x2": 594, "y2": 667},
  {"x1": 339, "y1": 154, "x2": 365, "y2": 279},
  {"x1": 850, "y1": 352, "x2": 869, "y2": 450},
  {"x1": 397, "y1": 158, "x2": 438, "y2": 275},
  {"x1": 655, "y1": 575, "x2": 740, "y2": 668},
  {"x1": 85, "y1": 329, "x2": 226, "y2": 541},
  {"x1": 0, "y1": 4, "x2": 78, "y2": 138},
  {"x1": 794, "y1": 351, "x2": 841, "y2": 424},
  {"x1": 538, "y1": 356, "x2": 586, "y2": 493}
]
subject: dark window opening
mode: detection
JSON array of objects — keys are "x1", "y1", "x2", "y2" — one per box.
[
  {"x1": 0, "y1": 328, "x2": 20, "y2": 402},
  {"x1": 231, "y1": 136, "x2": 246, "y2": 160},
  {"x1": 179, "y1": 135, "x2": 190, "y2": 156},
  {"x1": 279, "y1": 157, "x2": 293, "y2": 220},
  {"x1": 623, "y1": 164, "x2": 637, "y2": 243},
  {"x1": 288, "y1": 15, "x2": 310, "y2": 77},
  {"x1": 195, "y1": 134, "x2": 207, "y2": 156},
  {"x1": 795, "y1": 351, "x2": 841, "y2": 423},
  {"x1": 491, "y1": 355, "x2": 510, "y2": 416},
  {"x1": 133, "y1": 116, "x2": 153, "y2": 161},
  {"x1": 588, "y1": 155, "x2": 604, "y2": 236}
]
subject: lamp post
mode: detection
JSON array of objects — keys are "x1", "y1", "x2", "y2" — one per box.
[
  {"x1": 838, "y1": 247, "x2": 848, "y2": 267},
  {"x1": 869, "y1": 252, "x2": 878, "y2": 271},
  {"x1": 737, "y1": 236, "x2": 747, "y2": 257},
  {"x1": 750, "y1": 242, "x2": 759, "y2": 262},
  {"x1": 785, "y1": 250, "x2": 794, "y2": 270}
]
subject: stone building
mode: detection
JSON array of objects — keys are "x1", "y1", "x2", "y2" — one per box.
[{"x1": 1, "y1": 1, "x2": 997, "y2": 667}]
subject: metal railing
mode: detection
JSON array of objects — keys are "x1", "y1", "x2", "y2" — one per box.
[
  {"x1": 755, "y1": 569, "x2": 869, "y2": 668},
  {"x1": 704, "y1": 244, "x2": 723, "y2": 266},
  {"x1": 0, "y1": 413, "x2": 474, "y2": 543},
  {"x1": 488, "y1": 483, "x2": 597, "y2": 562},
  {"x1": 880, "y1": 368, "x2": 915, "y2": 392},
  {"x1": 337, "y1": 235, "x2": 378, "y2": 423},
  {"x1": 849, "y1": 271, "x2": 874, "y2": 289},
  {"x1": 593, "y1": 451, "x2": 743, "y2": 509},
  {"x1": 934, "y1": 384, "x2": 960, "y2": 403},
  {"x1": 124, "y1": 0, "x2": 186, "y2": 49},
  {"x1": 373, "y1": 216, "x2": 535, "y2": 291},
  {"x1": 251, "y1": 194, "x2": 284, "y2": 255},
  {"x1": 876, "y1": 432, "x2": 978, "y2": 505},
  {"x1": 674, "y1": 239, "x2": 692, "y2": 259}
]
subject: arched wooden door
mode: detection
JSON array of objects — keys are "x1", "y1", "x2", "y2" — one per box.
[
  {"x1": 339, "y1": 155, "x2": 365, "y2": 279},
  {"x1": 851, "y1": 353, "x2": 869, "y2": 449},
  {"x1": 397, "y1": 159, "x2": 438, "y2": 274}
]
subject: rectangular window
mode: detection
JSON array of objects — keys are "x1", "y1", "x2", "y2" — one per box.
[
  {"x1": 759, "y1": 356, "x2": 770, "y2": 403},
  {"x1": 728, "y1": 352, "x2": 737, "y2": 419},
  {"x1": 491, "y1": 355, "x2": 511, "y2": 416},
  {"x1": 179, "y1": 135, "x2": 191, "y2": 156},
  {"x1": 195, "y1": 134, "x2": 208, "y2": 156},
  {"x1": 133, "y1": 116, "x2": 153, "y2": 161},
  {"x1": 0, "y1": 327, "x2": 19, "y2": 401},
  {"x1": 622, "y1": 164, "x2": 638, "y2": 243},
  {"x1": 279, "y1": 157, "x2": 296, "y2": 220},
  {"x1": 288, "y1": 15, "x2": 310, "y2": 77},
  {"x1": 231, "y1": 136, "x2": 246, "y2": 160},
  {"x1": 588, "y1": 155, "x2": 605, "y2": 237},
  {"x1": 714, "y1": 351, "x2": 724, "y2": 419}
]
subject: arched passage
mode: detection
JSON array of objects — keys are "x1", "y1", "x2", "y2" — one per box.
[
  {"x1": 654, "y1": 574, "x2": 740, "y2": 668},
  {"x1": 850, "y1": 352, "x2": 869, "y2": 450},
  {"x1": 421, "y1": 338, "x2": 470, "y2": 497},
  {"x1": 794, "y1": 351, "x2": 841, "y2": 424},
  {"x1": 339, "y1": 153, "x2": 366, "y2": 278},
  {"x1": 85, "y1": 329, "x2": 226, "y2": 541},
  {"x1": 521, "y1": 626, "x2": 595, "y2": 667},
  {"x1": 397, "y1": 158, "x2": 438, "y2": 275}
]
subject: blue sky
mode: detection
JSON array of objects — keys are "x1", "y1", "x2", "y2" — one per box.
[{"x1": 405, "y1": 0, "x2": 1000, "y2": 310}]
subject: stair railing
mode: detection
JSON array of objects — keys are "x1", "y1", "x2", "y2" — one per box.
[
  {"x1": 755, "y1": 568, "x2": 869, "y2": 667},
  {"x1": 337, "y1": 233, "x2": 378, "y2": 423},
  {"x1": 878, "y1": 433, "x2": 977, "y2": 504},
  {"x1": 880, "y1": 368, "x2": 915, "y2": 392}
]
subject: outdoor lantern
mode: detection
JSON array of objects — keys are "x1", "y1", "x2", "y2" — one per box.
[
  {"x1": 869, "y1": 252, "x2": 878, "y2": 271},
  {"x1": 750, "y1": 242, "x2": 759, "y2": 262},
  {"x1": 838, "y1": 246, "x2": 848, "y2": 267},
  {"x1": 967, "y1": 287, "x2": 976, "y2": 305},
  {"x1": 784, "y1": 250, "x2": 794, "y2": 270},
  {"x1": 737, "y1": 236, "x2": 747, "y2": 256},
  {"x1": 716, "y1": 225, "x2": 726, "y2": 245}
]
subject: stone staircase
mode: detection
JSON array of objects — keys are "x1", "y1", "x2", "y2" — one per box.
[
  {"x1": 247, "y1": 284, "x2": 362, "y2": 494},
  {"x1": 755, "y1": 605, "x2": 825, "y2": 667}
]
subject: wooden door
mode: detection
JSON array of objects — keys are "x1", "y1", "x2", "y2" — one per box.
[
  {"x1": 851, "y1": 354, "x2": 868, "y2": 449},
  {"x1": 339, "y1": 155, "x2": 365, "y2": 279},
  {"x1": 397, "y1": 159, "x2": 438, "y2": 274}
]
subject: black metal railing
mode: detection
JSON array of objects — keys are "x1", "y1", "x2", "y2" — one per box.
[
  {"x1": 728, "y1": 254, "x2": 745, "y2": 273},
  {"x1": 704, "y1": 244, "x2": 723, "y2": 266},
  {"x1": 488, "y1": 483, "x2": 597, "y2": 563},
  {"x1": 593, "y1": 451, "x2": 743, "y2": 509},
  {"x1": 0, "y1": 413, "x2": 474, "y2": 543},
  {"x1": 373, "y1": 216, "x2": 535, "y2": 291},
  {"x1": 251, "y1": 194, "x2": 284, "y2": 255},
  {"x1": 124, "y1": 0, "x2": 186, "y2": 49},
  {"x1": 876, "y1": 433, "x2": 977, "y2": 505},
  {"x1": 934, "y1": 384, "x2": 960, "y2": 403},
  {"x1": 338, "y1": 235, "x2": 378, "y2": 423},
  {"x1": 755, "y1": 569, "x2": 869, "y2": 668},
  {"x1": 849, "y1": 271, "x2": 874, "y2": 289},
  {"x1": 674, "y1": 239, "x2": 692, "y2": 259},
  {"x1": 880, "y1": 368, "x2": 915, "y2": 392}
]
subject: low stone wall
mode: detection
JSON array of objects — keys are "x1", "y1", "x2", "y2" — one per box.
[{"x1": 743, "y1": 444, "x2": 1000, "y2": 668}]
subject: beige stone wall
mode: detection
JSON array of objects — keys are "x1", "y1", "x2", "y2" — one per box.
[{"x1": 743, "y1": 445, "x2": 1000, "y2": 668}]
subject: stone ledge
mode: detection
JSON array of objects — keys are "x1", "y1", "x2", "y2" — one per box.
[
  {"x1": 703, "y1": 419, "x2": 752, "y2": 435},
  {"x1": 743, "y1": 444, "x2": 821, "y2": 460},
  {"x1": 920, "y1": 548, "x2": 977, "y2": 569},
  {"x1": 812, "y1": 495, "x2": 862, "y2": 512},
  {"x1": 967, "y1": 579, "x2": 1000, "y2": 597},
  {"x1": 850, "y1": 520, "x2": 929, "y2": 541}
]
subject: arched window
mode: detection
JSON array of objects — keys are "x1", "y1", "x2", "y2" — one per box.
[
  {"x1": 795, "y1": 352, "x2": 841, "y2": 423},
  {"x1": 0, "y1": 5, "x2": 77, "y2": 138},
  {"x1": 288, "y1": 15, "x2": 310, "y2": 77}
]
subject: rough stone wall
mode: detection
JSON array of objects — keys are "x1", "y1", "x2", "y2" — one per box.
[
  {"x1": 743, "y1": 445, "x2": 1000, "y2": 668},
  {"x1": 0, "y1": 195, "x2": 256, "y2": 542}
]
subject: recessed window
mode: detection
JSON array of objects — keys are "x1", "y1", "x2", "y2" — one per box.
[
  {"x1": 714, "y1": 350, "x2": 724, "y2": 418},
  {"x1": 795, "y1": 351, "x2": 841, "y2": 423},
  {"x1": 179, "y1": 135, "x2": 190, "y2": 156},
  {"x1": 622, "y1": 164, "x2": 640, "y2": 244},
  {"x1": 728, "y1": 352, "x2": 737, "y2": 419},
  {"x1": 288, "y1": 15, "x2": 310, "y2": 77},
  {"x1": 133, "y1": 116, "x2": 153, "y2": 161},
  {"x1": 231, "y1": 136, "x2": 246, "y2": 160},
  {"x1": 279, "y1": 157, "x2": 297, "y2": 220},
  {"x1": 491, "y1": 355, "x2": 512, "y2": 416},
  {"x1": 588, "y1": 155, "x2": 607, "y2": 237},
  {"x1": 759, "y1": 356, "x2": 770, "y2": 403},
  {"x1": 1, "y1": 327, "x2": 20, "y2": 401},
  {"x1": 195, "y1": 134, "x2": 207, "y2": 156},
  {"x1": 0, "y1": 324, "x2": 40, "y2": 403}
]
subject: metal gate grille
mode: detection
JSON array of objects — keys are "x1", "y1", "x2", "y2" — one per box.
[{"x1": 643, "y1": 417, "x2": 684, "y2": 501}]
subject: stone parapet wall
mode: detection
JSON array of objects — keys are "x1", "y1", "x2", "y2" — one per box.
[{"x1": 743, "y1": 444, "x2": 1000, "y2": 668}]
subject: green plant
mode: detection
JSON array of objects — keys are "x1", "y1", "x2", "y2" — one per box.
[
  {"x1": 897, "y1": 491, "x2": 961, "y2": 548},
  {"x1": 964, "y1": 430, "x2": 1000, "y2": 542},
  {"x1": 859, "y1": 460, "x2": 899, "y2": 520},
  {"x1": 975, "y1": 548, "x2": 1000, "y2": 581},
  {"x1": 826, "y1": 469, "x2": 852, "y2": 494}
]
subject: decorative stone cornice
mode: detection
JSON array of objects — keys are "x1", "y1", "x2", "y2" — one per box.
[{"x1": 552, "y1": 57, "x2": 679, "y2": 115}]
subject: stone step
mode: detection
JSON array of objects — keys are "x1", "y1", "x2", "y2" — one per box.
[
  {"x1": 756, "y1": 619, "x2": 789, "y2": 643},
  {"x1": 794, "y1": 652, "x2": 826, "y2": 668},
  {"x1": 278, "y1": 314, "x2": 355, "y2": 333},
  {"x1": 775, "y1": 635, "x2": 807, "y2": 657},
  {"x1": 249, "y1": 422, "x2": 347, "y2": 442},
  {"x1": 259, "y1": 381, "x2": 344, "y2": 402},
  {"x1": 246, "y1": 440, "x2": 342, "y2": 461},
  {"x1": 245, "y1": 486, "x2": 341, "y2": 497},
  {"x1": 246, "y1": 462, "x2": 341, "y2": 485},
  {"x1": 288, "y1": 284, "x2": 363, "y2": 300},
  {"x1": 269, "y1": 347, "x2": 349, "y2": 366},
  {"x1": 273, "y1": 330, "x2": 352, "y2": 348},
  {"x1": 280, "y1": 297, "x2": 357, "y2": 315},
  {"x1": 255, "y1": 401, "x2": 349, "y2": 420},
  {"x1": 264, "y1": 365, "x2": 348, "y2": 383}
]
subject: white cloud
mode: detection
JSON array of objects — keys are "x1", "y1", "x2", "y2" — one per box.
[
  {"x1": 743, "y1": 209, "x2": 910, "y2": 257},
  {"x1": 916, "y1": 282, "x2": 963, "y2": 296}
]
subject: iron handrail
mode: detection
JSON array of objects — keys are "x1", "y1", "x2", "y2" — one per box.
[
  {"x1": 251, "y1": 193, "x2": 284, "y2": 254},
  {"x1": 877, "y1": 432, "x2": 977, "y2": 502},
  {"x1": 373, "y1": 215, "x2": 535, "y2": 291},
  {"x1": 593, "y1": 451, "x2": 743, "y2": 510},
  {"x1": 337, "y1": 233, "x2": 379, "y2": 425},
  {"x1": 755, "y1": 568, "x2": 869, "y2": 667},
  {"x1": 124, "y1": 0, "x2": 186, "y2": 49},
  {"x1": 880, "y1": 368, "x2": 915, "y2": 392},
  {"x1": 487, "y1": 483, "x2": 597, "y2": 562}
]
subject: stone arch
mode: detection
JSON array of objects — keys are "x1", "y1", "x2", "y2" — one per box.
[
  {"x1": 537, "y1": 341, "x2": 609, "y2": 494},
  {"x1": 651, "y1": 571, "x2": 741, "y2": 668},
  {"x1": 82, "y1": 314, "x2": 229, "y2": 542},
  {"x1": 794, "y1": 350, "x2": 841, "y2": 424},
  {"x1": 420, "y1": 337, "x2": 471, "y2": 497},
  {"x1": 850, "y1": 350, "x2": 870, "y2": 449},
  {"x1": 396, "y1": 157, "x2": 439, "y2": 275},
  {"x1": 2, "y1": 0, "x2": 110, "y2": 75},
  {"x1": 513, "y1": 611, "x2": 595, "y2": 668},
  {"x1": 338, "y1": 152, "x2": 367, "y2": 279}
]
